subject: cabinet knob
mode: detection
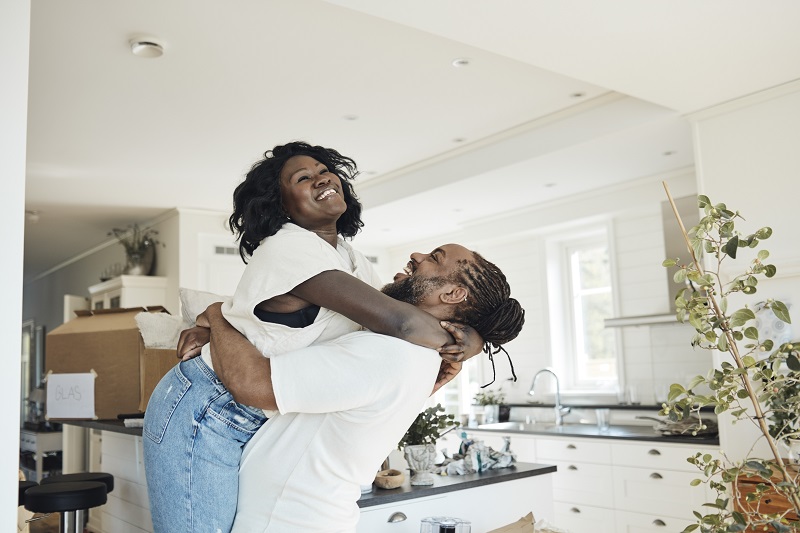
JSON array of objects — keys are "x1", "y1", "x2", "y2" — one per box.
[
  {"x1": 566, "y1": 444, "x2": 577, "y2": 449},
  {"x1": 650, "y1": 472, "x2": 663, "y2": 479},
  {"x1": 570, "y1": 507, "x2": 581, "y2": 513},
  {"x1": 648, "y1": 449, "x2": 661, "y2": 455},
  {"x1": 388, "y1": 512, "x2": 407, "y2": 523},
  {"x1": 568, "y1": 465, "x2": 578, "y2": 471},
  {"x1": 652, "y1": 519, "x2": 666, "y2": 526}
]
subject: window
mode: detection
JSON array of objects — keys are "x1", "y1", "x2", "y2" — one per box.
[{"x1": 547, "y1": 228, "x2": 619, "y2": 392}]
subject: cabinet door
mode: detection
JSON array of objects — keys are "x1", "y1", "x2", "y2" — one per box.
[
  {"x1": 612, "y1": 465, "x2": 709, "y2": 518},
  {"x1": 614, "y1": 509, "x2": 694, "y2": 532},
  {"x1": 553, "y1": 501, "x2": 616, "y2": 533},
  {"x1": 358, "y1": 495, "x2": 447, "y2": 532},
  {"x1": 548, "y1": 459, "x2": 615, "y2": 508},
  {"x1": 611, "y1": 441, "x2": 712, "y2": 473}
]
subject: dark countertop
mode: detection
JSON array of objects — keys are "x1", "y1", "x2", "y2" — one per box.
[
  {"x1": 468, "y1": 421, "x2": 719, "y2": 445},
  {"x1": 62, "y1": 419, "x2": 143, "y2": 436},
  {"x1": 507, "y1": 403, "x2": 715, "y2": 412},
  {"x1": 357, "y1": 462, "x2": 556, "y2": 508}
]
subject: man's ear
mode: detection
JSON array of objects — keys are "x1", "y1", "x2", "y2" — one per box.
[{"x1": 440, "y1": 285, "x2": 468, "y2": 305}]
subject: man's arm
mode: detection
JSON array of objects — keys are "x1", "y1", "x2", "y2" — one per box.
[{"x1": 204, "y1": 302, "x2": 277, "y2": 410}]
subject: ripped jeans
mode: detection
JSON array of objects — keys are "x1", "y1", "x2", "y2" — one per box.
[{"x1": 143, "y1": 357, "x2": 268, "y2": 533}]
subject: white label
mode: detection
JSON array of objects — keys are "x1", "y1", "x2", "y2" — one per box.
[{"x1": 45, "y1": 373, "x2": 96, "y2": 419}]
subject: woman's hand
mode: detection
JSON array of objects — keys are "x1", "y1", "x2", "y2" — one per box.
[
  {"x1": 437, "y1": 321, "x2": 484, "y2": 362},
  {"x1": 431, "y1": 360, "x2": 463, "y2": 395},
  {"x1": 176, "y1": 326, "x2": 210, "y2": 361}
]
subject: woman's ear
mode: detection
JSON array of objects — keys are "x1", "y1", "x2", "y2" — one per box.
[{"x1": 440, "y1": 286, "x2": 468, "y2": 305}]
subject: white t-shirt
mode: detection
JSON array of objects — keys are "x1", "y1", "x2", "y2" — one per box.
[
  {"x1": 231, "y1": 331, "x2": 441, "y2": 533},
  {"x1": 200, "y1": 223, "x2": 383, "y2": 370}
]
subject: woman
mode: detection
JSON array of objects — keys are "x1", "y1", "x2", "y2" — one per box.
[{"x1": 142, "y1": 142, "x2": 481, "y2": 533}]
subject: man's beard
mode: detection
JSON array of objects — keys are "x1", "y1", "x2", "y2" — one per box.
[{"x1": 381, "y1": 275, "x2": 449, "y2": 305}]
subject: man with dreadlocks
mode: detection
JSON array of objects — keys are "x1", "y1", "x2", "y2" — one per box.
[{"x1": 188, "y1": 244, "x2": 524, "y2": 532}]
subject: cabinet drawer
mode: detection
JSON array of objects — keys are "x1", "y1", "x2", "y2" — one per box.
[
  {"x1": 614, "y1": 509, "x2": 695, "y2": 532},
  {"x1": 613, "y1": 465, "x2": 710, "y2": 518},
  {"x1": 554, "y1": 501, "x2": 616, "y2": 533},
  {"x1": 537, "y1": 437, "x2": 611, "y2": 464},
  {"x1": 611, "y1": 442, "x2": 712, "y2": 472},
  {"x1": 549, "y1": 460, "x2": 614, "y2": 508},
  {"x1": 358, "y1": 495, "x2": 447, "y2": 532}
]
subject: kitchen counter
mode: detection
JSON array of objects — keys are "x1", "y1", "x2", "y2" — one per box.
[
  {"x1": 357, "y1": 462, "x2": 555, "y2": 508},
  {"x1": 62, "y1": 418, "x2": 142, "y2": 436},
  {"x1": 469, "y1": 421, "x2": 719, "y2": 445}
]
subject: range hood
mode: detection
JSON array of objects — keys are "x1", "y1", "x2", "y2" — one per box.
[{"x1": 605, "y1": 196, "x2": 699, "y2": 328}]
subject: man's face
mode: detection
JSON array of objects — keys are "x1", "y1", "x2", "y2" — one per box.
[{"x1": 381, "y1": 244, "x2": 474, "y2": 306}]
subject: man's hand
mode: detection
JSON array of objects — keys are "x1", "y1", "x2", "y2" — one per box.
[
  {"x1": 431, "y1": 360, "x2": 462, "y2": 395},
  {"x1": 437, "y1": 321, "x2": 484, "y2": 363},
  {"x1": 176, "y1": 326, "x2": 210, "y2": 361}
]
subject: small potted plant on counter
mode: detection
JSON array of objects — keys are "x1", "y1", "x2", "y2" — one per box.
[
  {"x1": 109, "y1": 223, "x2": 163, "y2": 276},
  {"x1": 660, "y1": 186, "x2": 800, "y2": 532},
  {"x1": 397, "y1": 404, "x2": 459, "y2": 486}
]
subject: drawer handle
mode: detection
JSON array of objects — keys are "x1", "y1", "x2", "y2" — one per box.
[
  {"x1": 567, "y1": 465, "x2": 578, "y2": 471},
  {"x1": 566, "y1": 444, "x2": 577, "y2": 449},
  {"x1": 650, "y1": 472, "x2": 663, "y2": 479},
  {"x1": 652, "y1": 519, "x2": 666, "y2": 526},
  {"x1": 570, "y1": 507, "x2": 581, "y2": 514},
  {"x1": 388, "y1": 512, "x2": 407, "y2": 523},
  {"x1": 648, "y1": 449, "x2": 661, "y2": 455}
]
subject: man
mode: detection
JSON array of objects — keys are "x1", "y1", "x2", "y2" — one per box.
[{"x1": 194, "y1": 244, "x2": 524, "y2": 532}]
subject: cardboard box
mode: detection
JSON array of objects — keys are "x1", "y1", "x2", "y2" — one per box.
[{"x1": 45, "y1": 307, "x2": 179, "y2": 419}]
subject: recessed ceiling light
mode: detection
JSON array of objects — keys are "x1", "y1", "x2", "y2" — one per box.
[
  {"x1": 544, "y1": 183, "x2": 556, "y2": 188},
  {"x1": 663, "y1": 150, "x2": 676, "y2": 156},
  {"x1": 453, "y1": 137, "x2": 466, "y2": 143},
  {"x1": 570, "y1": 92, "x2": 585, "y2": 98},
  {"x1": 130, "y1": 39, "x2": 164, "y2": 58},
  {"x1": 451, "y1": 58, "x2": 470, "y2": 68},
  {"x1": 343, "y1": 114, "x2": 359, "y2": 121}
]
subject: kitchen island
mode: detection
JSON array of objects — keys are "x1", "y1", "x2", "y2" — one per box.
[{"x1": 62, "y1": 420, "x2": 556, "y2": 532}]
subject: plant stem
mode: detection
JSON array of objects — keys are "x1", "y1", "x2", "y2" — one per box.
[{"x1": 662, "y1": 182, "x2": 800, "y2": 515}]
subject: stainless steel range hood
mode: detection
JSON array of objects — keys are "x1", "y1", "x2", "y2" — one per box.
[{"x1": 605, "y1": 195, "x2": 699, "y2": 328}]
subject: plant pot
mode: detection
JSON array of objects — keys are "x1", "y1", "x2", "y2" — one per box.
[
  {"x1": 403, "y1": 444, "x2": 436, "y2": 486},
  {"x1": 483, "y1": 404, "x2": 500, "y2": 424},
  {"x1": 124, "y1": 245, "x2": 155, "y2": 276}
]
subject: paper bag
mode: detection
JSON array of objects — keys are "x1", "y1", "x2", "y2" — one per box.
[{"x1": 487, "y1": 512, "x2": 535, "y2": 533}]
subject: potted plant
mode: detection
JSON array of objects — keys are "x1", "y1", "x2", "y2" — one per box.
[
  {"x1": 397, "y1": 404, "x2": 459, "y2": 485},
  {"x1": 659, "y1": 185, "x2": 800, "y2": 532},
  {"x1": 474, "y1": 388, "x2": 505, "y2": 425},
  {"x1": 109, "y1": 223, "x2": 162, "y2": 276}
]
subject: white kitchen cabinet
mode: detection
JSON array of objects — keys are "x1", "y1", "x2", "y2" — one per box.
[
  {"x1": 88, "y1": 275, "x2": 167, "y2": 311},
  {"x1": 466, "y1": 428, "x2": 718, "y2": 533},
  {"x1": 357, "y1": 472, "x2": 554, "y2": 533}
]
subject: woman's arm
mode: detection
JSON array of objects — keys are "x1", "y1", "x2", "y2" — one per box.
[{"x1": 290, "y1": 270, "x2": 482, "y2": 361}]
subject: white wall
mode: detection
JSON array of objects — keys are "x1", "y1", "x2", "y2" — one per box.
[
  {"x1": 369, "y1": 170, "x2": 711, "y2": 406},
  {"x1": 1, "y1": 1, "x2": 30, "y2": 528},
  {"x1": 691, "y1": 82, "x2": 800, "y2": 460}
]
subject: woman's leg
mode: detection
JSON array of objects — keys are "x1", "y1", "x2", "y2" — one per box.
[{"x1": 143, "y1": 357, "x2": 267, "y2": 533}]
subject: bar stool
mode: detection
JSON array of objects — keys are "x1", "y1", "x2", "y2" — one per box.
[
  {"x1": 24, "y1": 481, "x2": 107, "y2": 533},
  {"x1": 41, "y1": 472, "x2": 114, "y2": 530},
  {"x1": 19, "y1": 480, "x2": 37, "y2": 506}
]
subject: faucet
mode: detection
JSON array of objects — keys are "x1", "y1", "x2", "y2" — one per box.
[{"x1": 529, "y1": 368, "x2": 571, "y2": 426}]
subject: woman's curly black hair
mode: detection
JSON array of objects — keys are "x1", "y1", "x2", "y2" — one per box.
[{"x1": 229, "y1": 141, "x2": 364, "y2": 262}]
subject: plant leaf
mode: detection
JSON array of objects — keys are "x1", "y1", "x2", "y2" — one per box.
[
  {"x1": 723, "y1": 235, "x2": 739, "y2": 258},
  {"x1": 772, "y1": 301, "x2": 791, "y2": 324},
  {"x1": 730, "y1": 309, "x2": 756, "y2": 327},
  {"x1": 787, "y1": 354, "x2": 800, "y2": 372}
]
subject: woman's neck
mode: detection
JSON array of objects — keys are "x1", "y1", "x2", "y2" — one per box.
[{"x1": 309, "y1": 227, "x2": 339, "y2": 248}]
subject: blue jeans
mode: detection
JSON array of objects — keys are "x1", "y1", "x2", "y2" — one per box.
[{"x1": 143, "y1": 357, "x2": 268, "y2": 533}]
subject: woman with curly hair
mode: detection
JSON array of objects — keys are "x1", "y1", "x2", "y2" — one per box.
[{"x1": 143, "y1": 141, "x2": 483, "y2": 533}]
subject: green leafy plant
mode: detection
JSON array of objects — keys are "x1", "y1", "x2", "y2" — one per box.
[
  {"x1": 473, "y1": 389, "x2": 505, "y2": 406},
  {"x1": 659, "y1": 185, "x2": 800, "y2": 532},
  {"x1": 109, "y1": 223, "x2": 162, "y2": 258},
  {"x1": 397, "y1": 404, "x2": 459, "y2": 450}
]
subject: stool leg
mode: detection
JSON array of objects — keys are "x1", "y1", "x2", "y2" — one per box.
[{"x1": 59, "y1": 510, "x2": 80, "y2": 533}]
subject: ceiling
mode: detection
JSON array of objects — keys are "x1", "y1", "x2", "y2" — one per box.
[{"x1": 23, "y1": 0, "x2": 800, "y2": 282}]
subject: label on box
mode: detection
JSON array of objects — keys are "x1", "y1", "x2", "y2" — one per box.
[{"x1": 45, "y1": 372, "x2": 96, "y2": 419}]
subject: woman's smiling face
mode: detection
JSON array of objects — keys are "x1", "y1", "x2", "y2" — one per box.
[{"x1": 279, "y1": 155, "x2": 347, "y2": 231}]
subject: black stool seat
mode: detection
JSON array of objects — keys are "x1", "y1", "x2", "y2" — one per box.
[
  {"x1": 24, "y1": 481, "x2": 107, "y2": 514},
  {"x1": 42, "y1": 472, "x2": 115, "y2": 494},
  {"x1": 19, "y1": 481, "x2": 37, "y2": 506}
]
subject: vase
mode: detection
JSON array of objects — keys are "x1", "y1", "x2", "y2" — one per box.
[
  {"x1": 483, "y1": 404, "x2": 500, "y2": 424},
  {"x1": 785, "y1": 438, "x2": 800, "y2": 465},
  {"x1": 124, "y1": 244, "x2": 155, "y2": 276},
  {"x1": 403, "y1": 443, "x2": 436, "y2": 486}
]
